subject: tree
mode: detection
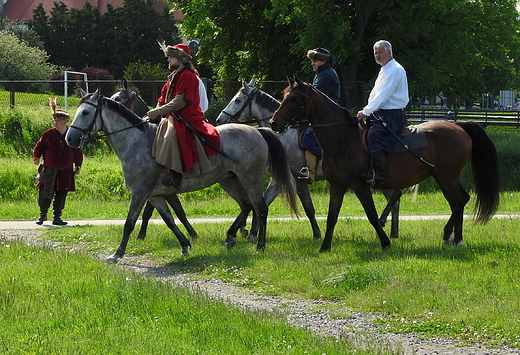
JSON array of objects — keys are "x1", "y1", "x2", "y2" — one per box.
[
  {"x1": 29, "y1": 0, "x2": 179, "y2": 78},
  {"x1": 171, "y1": 0, "x2": 520, "y2": 108},
  {"x1": 0, "y1": 30, "x2": 56, "y2": 87}
]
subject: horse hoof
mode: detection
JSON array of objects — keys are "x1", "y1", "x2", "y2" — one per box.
[
  {"x1": 239, "y1": 228, "x2": 249, "y2": 238},
  {"x1": 246, "y1": 235, "x2": 255, "y2": 243},
  {"x1": 256, "y1": 243, "x2": 266, "y2": 250},
  {"x1": 225, "y1": 240, "x2": 236, "y2": 249},
  {"x1": 106, "y1": 254, "x2": 120, "y2": 263},
  {"x1": 180, "y1": 247, "x2": 190, "y2": 256}
]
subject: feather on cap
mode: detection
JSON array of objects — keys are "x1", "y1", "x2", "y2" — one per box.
[{"x1": 49, "y1": 97, "x2": 70, "y2": 121}]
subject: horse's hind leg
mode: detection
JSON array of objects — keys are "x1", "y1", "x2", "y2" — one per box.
[
  {"x1": 148, "y1": 196, "x2": 192, "y2": 256},
  {"x1": 379, "y1": 189, "x2": 402, "y2": 239},
  {"x1": 165, "y1": 194, "x2": 199, "y2": 239},
  {"x1": 218, "y1": 177, "x2": 256, "y2": 248},
  {"x1": 438, "y1": 181, "x2": 470, "y2": 245},
  {"x1": 265, "y1": 177, "x2": 321, "y2": 239},
  {"x1": 137, "y1": 201, "x2": 155, "y2": 240}
]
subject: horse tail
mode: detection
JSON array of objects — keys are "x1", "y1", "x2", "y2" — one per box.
[
  {"x1": 456, "y1": 121, "x2": 502, "y2": 223},
  {"x1": 257, "y1": 128, "x2": 301, "y2": 217}
]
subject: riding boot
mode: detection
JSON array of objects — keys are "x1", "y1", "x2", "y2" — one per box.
[
  {"x1": 52, "y1": 190, "x2": 68, "y2": 225},
  {"x1": 362, "y1": 153, "x2": 386, "y2": 186},
  {"x1": 36, "y1": 209, "x2": 47, "y2": 225},
  {"x1": 162, "y1": 170, "x2": 183, "y2": 189},
  {"x1": 36, "y1": 192, "x2": 51, "y2": 225},
  {"x1": 298, "y1": 150, "x2": 317, "y2": 183}
]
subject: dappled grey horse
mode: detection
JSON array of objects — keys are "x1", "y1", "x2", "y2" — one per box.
[
  {"x1": 216, "y1": 79, "x2": 401, "y2": 239},
  {"x1": 66, "y1": 89, "x2": 299, "y2": 262},
  {"x1": 110, "y1": 81, "x2": 198, "y2": 240}
]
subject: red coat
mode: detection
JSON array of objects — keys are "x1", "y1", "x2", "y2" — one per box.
[
  {"x1": 158, "y1": 69, "x2": 220, "y2": 172},
  {"x1": 33, "y1": 127, "x2": 83, "y2": 191}
]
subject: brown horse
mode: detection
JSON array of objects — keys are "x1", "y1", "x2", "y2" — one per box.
[{"x1": 270, "y1": 76, "x2": 501, "y2": 252}]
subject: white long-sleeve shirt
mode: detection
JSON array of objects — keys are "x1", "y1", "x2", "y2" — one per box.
[
  {"x1": 362, "y1": 59, "x2": 409, "y2": 116},
  {"x1": 198, "y1": 77, "x2": 209, "y2": 112}
]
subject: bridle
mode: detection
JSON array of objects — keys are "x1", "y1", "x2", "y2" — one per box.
[
  {"x1": 69, "y1": 96, "x2": 145, "y2": 148},
  {"x1": 221, "y1": 88, "x2": 271, "y2": 125},
  {"x1": 275, "y1": 83, "x2": 357, "y2": 130}
]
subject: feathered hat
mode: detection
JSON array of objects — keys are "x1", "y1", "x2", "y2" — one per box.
[
  {"x1": 157, "y1": 40, "x2": 192, "y2": 63},
  {"x1": 306, "y1": 47, "x2": 332, "y2": 62},
  {"x1": 49, "y1": 97, "x2": 70, "y2": 121}
]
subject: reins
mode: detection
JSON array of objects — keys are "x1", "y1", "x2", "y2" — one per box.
[{"x1": 71, "y1": 97, "x2": 145, "y2": 147}]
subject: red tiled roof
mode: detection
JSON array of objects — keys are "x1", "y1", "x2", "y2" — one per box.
[{"x1": 3, "y1": 0, "x2": 183, "y2": 23}]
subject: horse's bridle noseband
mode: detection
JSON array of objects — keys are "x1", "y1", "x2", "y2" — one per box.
[{"x1": 69, "y1": 96, "x2": 144, "y2": 148}]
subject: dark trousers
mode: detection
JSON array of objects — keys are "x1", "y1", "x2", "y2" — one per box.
[
  {"x1": 38, "y1": 189, "x2": 68, "y2": 217},
  {"x1": 367, "y1": 109, "x2": 406, "y2": 154}
]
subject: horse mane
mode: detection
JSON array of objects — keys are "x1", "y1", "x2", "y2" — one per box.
[
  {"x1": 80, "y1": 93, "x2": 146, "y2": 132},
  {"x1": 285, "y1": 82, "x2": 355, "y2": 122},
  {"x1": 254, "y1": 89, "x2": 280, "y2": 112}
]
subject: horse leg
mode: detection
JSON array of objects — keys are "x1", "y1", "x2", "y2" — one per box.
[
  {"x1": 295, "y1": 180, "x2": 321, "y2": 239},
  {"x1": 148, "y1": 196, "x2": 192, "y2": 256},
  {"x1": 137, "y1": 200, "x2": 155, "y2": 240},
  {"x1": 165, "y1": 194, "x2": 199, "y2": 239},
  {"x1": 438, "y1": 181, "x2": 470, "y2": 245},
  {"x1": 379, "y1": 189, "x2": 402, "y2": 239},
  {"x1": 320, "y1": 183, "x2": 347, "y2": 252},
  {"x1": 264, "y1": 177, "x2": 320, "y2": 239},
  {"x1": 353, "y1": 186, "x2": 391, "y2": 249},
  {"x1": 219, "y1": 178, "x2": 256, "y2": 248},
  {"x1": 108, "y1": 195, "x2": 148, "y2": 263}
]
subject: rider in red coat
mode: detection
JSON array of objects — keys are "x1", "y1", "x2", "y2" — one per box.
[{"x1": 147, "y1": 43, "x2": 220, "y2": 189}]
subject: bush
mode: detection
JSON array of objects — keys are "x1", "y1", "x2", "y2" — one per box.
[
  {"x1": 0, "y1": 30, "x2": 56, "y2": 91},
  {"x1": 123, "y1": 60, "x2": 169, "y2": 104}
]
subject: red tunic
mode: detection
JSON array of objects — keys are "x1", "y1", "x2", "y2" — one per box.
[
  {"x1": 158, "y1": 69, "x2": 220, "y2": 172},
  {"x1": 33, "y1": 127, "x2": 83, "y2": 191}
]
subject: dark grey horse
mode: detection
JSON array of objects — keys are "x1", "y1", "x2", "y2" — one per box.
[
  {"x1": 66, "y1": 89, "x2": 299, "y2": 262},
  {"x1": 216, "y1": 79, "x2": 401, "y2": 239}
]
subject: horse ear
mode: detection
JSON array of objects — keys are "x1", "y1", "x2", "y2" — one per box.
[
  {"x1": 122, "y1": 79, "x2": 128, "y2": 91},
  {"x1": 287, "y1": 75, "x2": 295, "y2": 86},
  {"x1": 80, "y1": 88, "x2": 87, "y2": 97},
  {"x1": 294, "y1": 76, "x2": 304, "y2": 87},
  {"x1": 248, "y1": 78, "x2": 255, "y2": 88},
  {"x1": 92, "y1": 87, "x2": 101, "y2": 99}
]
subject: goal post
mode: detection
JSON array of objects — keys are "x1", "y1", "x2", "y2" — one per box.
[{"x1": 64, "y1": 71, "x2": 89, "y2": 110}]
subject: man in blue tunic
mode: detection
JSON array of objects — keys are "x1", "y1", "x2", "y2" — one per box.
[
  {"x1": 299, "y1": 47, "x2": 340, "y2": 183},
  {"x1": 357, "y1": 40, "x2": 409, "y2": 186}
]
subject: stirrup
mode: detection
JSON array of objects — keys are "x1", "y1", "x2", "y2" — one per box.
[{"x1": 298, "y1": 166, "x2": 310, "y2": 180}]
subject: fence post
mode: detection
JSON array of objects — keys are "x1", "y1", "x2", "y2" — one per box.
[{"x1": 9, "y1": 81, "x2": 15, "y2": 109}]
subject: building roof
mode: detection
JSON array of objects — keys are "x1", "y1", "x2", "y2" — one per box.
[{"x1": 3, "y1": 0, "x2": 183, "y2": 23}]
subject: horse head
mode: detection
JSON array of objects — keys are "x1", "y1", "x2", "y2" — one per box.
[
  {"x1": 216, "y1": 78, "x2": 258, "y2": 125},
  {"x1": 109, "y1": 80, "x2": 148, "y2": 117},
  {"x1": 269, "y1": 76, "x2": 310, "y2": 133},
  {"x1": 66, "y1": 88, "x2": 104, "y2": 148}
]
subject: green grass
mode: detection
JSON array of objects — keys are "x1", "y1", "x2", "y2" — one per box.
[
  {"x1": 37, "y1": 216, "x2": 520, "y2": 350},
  {"x1": 0, "y1": 241, "x2": 381, "y2": 355}
]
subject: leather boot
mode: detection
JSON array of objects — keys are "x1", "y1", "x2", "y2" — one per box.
[
  {"x1": 298, "y1": 151, "x2": 317, "y2": 183},
  {"x1": 362, "y1": 153, "x2": 386, "y2": 185},
  {"x1": 36, "y1": 210, "x2": 47, "y2": 225},
  {"x1": 162, "y1": 170, "x2": 183, "y2": 189},
  {"x1": 52, "y1": 211, "x2": 68, "y2": 225}
]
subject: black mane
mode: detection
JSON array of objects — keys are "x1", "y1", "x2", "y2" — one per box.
[{"x1": 80, "y1": 94, "x2": 146, "y2": 131}]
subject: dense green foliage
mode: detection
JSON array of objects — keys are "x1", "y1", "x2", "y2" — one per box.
[
  {"x1": 173, "y1": 0, "x2": 520, "y2": 107},
  {"x1": 29, "y1": 0, "x2": 180, "y2": 78},
  {"x1": 0, "y1": 30, "x2": 56, "y2": 87}
]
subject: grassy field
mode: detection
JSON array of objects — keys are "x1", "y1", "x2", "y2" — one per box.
[
  {"x1": 1, "y1": 241, "x2": 385, "y2": 355},
  {"x1": 2, "y1": 94, "x2": 520, "y2": 352}
]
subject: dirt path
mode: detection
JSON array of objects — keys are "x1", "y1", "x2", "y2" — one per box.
[{"x1": 2, "y1": 219, "x2": 520, "y2": 355}]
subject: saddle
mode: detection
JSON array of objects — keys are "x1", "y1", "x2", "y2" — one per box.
[{"x1": 360, "y1": 125, "x2": 429, "y2": 154}]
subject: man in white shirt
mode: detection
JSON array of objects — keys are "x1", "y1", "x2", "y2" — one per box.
[{"x1": 357, "y1": 40, "x2": 409, "y2": 186}]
